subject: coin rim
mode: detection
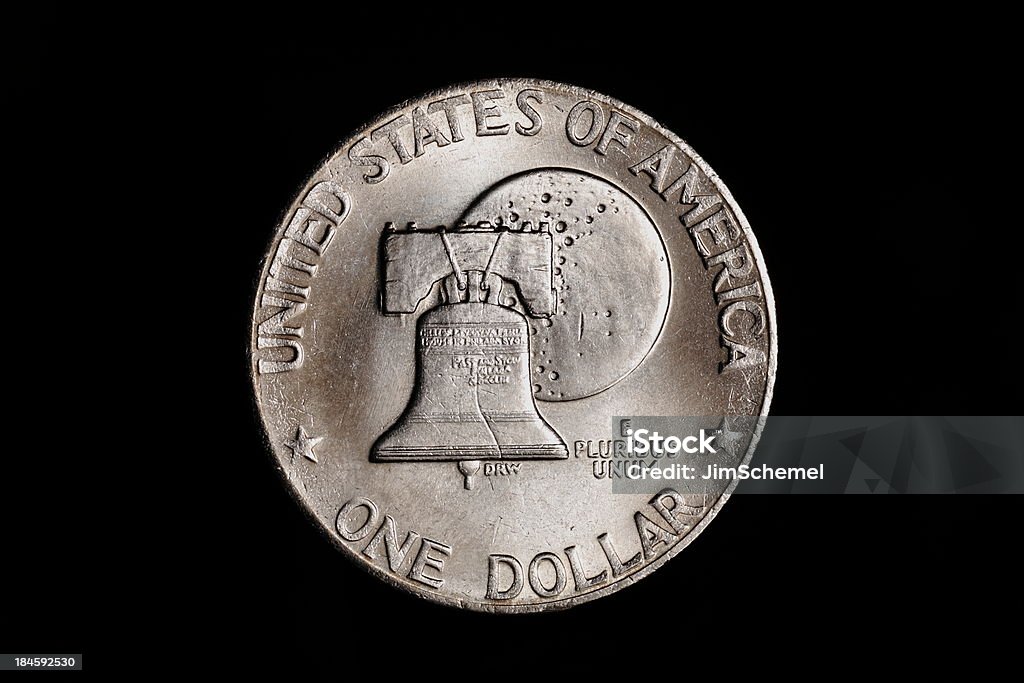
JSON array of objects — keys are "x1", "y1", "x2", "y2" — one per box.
[{"x1": 249, "y1": 78, "x2": 778, "y2": 613}]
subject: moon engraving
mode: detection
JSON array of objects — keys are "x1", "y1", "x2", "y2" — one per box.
[{"x1": 460, "y1": 168, "x2": 671, "y2": 401}]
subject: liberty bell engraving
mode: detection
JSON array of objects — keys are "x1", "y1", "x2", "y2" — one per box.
[{"x1": 373, "y1": 220, "x2": 568, "y2": 486}]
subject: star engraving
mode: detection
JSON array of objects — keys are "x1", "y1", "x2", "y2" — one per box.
[
  {"x1": 285, "y1": 426, "x2": 323, "y2": 463},
  {"x1": 714, "y1": 416, "x2": 747, "y2": 457}
]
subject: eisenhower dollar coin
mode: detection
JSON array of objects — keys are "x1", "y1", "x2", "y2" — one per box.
[{"x1": 250, "y1": 79, "x2": 776, "y2": 612}]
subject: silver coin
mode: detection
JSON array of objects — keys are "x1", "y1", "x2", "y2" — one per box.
[{"x1": 250, "y1": 79, "x2": 776, "y2": 611}]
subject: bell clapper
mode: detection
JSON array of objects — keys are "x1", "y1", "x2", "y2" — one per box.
[{"x1": 458, "y1": 460, "x2": 482, "y2": 490}]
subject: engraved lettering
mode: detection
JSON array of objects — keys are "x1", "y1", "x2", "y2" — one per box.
[
  {"x1": 264, "y1": 276, "x2": 309, "y2": 299},
  {"x1": 706, "y1": 243, "x2": 753, "y2": 293},
  {"x1": 371, "y1": 114, "x2": 414, "y2": 164},
  {"x1": 428, "y1": 94, "x2": 471, "y2": 142},
  {"x1": 721, "y1": 338, "x2": 766, "y2": 374},
  {"x1": 410, "y1": 105, "x2": 451, "y2": 157},
  {"x1": 284, "y1": 208, "x2": 333, "y2": 258},
  {"x1": 634, "y1": 510, "x2": 679, "y2": 560},
  {"x1": 595, "y1": 110, "x2": 639, "y2": 156},
  {"x1": 649, "y1": 489, "x2": 702, "y2": 534},
  {"x1": 566, "y1": 100, "x2": 605, "y2": 147},
  {"x1": 337, "y1": 497, "x2": 452, "y2": 590},
  {"x1": 486, "y1": 554, "x2": 524, "y2": 600},
  {"x1": 269, "y1": 237, "x2": 317, "y2": 278},
  {"x1": 407, "y1": 538, "x2": 452, "y2": 589},
  {"x1": 629, "y1": 144, "x2": 676, "y2": 194},
  {"x1": 628, "y1": 141, "x2": 766, "y2": 375},
  {"x1": 528, "y1": 552, "x2": 567, "y2": 598},
  {"x1": 720, "y1": 300, "x2": 766, "y2": 338},
  {"x1": 257, "y1": 336, "x2": 303, "y2": 374},
  {"x1": 257, "y1": 293, "x2": 306, "y2": 338},
  {"x1": 301, "y1": 179, "x2": 350, "y2": 226},
  {"x1": 471, "y1": 90, "x2": 510, "y2": 136},
  {"x1": 597, "y1": 532, "x2": 642, "y2": 578},
  {"x1": 361, "y1": 514, "x2": 421, "y2": 572},
  {"x1": 689, "y1": 212, "x2": 741, "y2": 259},
  {"x1": 348, "y1": 136, "x2": 389, "y2": 184},
  {"x1": 565, "y1": 545, "x2": 608, "y2": 591},
  {"x1": 485, "y1": 492, "x2": 704, "y2": 600},
  {"x1": 420, "y1": 325, "x2": 525, "y2": 348},
  {"x1": 574, "y1": 439, "x2": 624, "y2": 458},
  {"x1": 335, "y1": 497, "x2": 380, "y2": 542},
  {"x1": 716, "y1": 281, "x2": 762, "y2": 305},
  {"x1": 515, "y1": 88, "x2": 544, "y2": 136},
  {"x1": 483, "y1": 462, "x2": 523, "y2": 476},
  {"x1": 664, "y1": 162, "x2": 722, "y2": 228},
  {"x1": 684, "y1": 210, "x2": 767, "y2": 373},
  {"x1": 257, "y1": 181, "x2": 351, "y2": 373}
]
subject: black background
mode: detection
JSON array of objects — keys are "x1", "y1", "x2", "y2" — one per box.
[{"x1": 6, "y1": 30, "x2": 1020, "y2": 673}]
